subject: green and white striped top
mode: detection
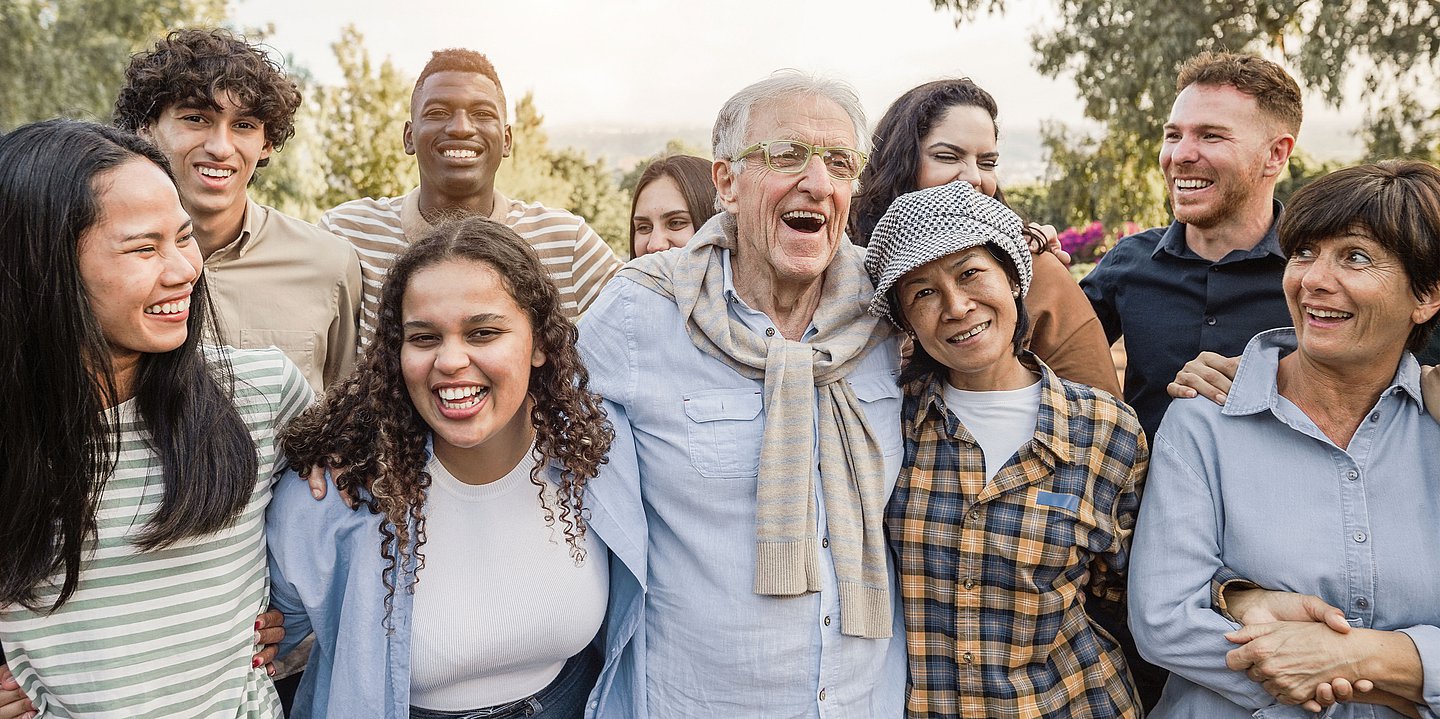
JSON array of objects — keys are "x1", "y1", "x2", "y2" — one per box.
[{"x1": 0, "y1": 347, "x2": 312, "y2": 718}]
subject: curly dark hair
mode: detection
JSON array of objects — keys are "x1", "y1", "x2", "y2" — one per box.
[
  {"x1": 113, "y1": 28, "x2": 302, "y2": 167},
  {"x1": 280, "y1": 216, "x2": 612, "y2": 620}
]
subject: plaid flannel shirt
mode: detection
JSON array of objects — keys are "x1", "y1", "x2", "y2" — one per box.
[{"x1": 888, "y1": 357, "x2": 1147, "y2": 718}]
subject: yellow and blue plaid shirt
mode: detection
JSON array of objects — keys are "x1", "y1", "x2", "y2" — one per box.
[{"x1": 888, "y1": 357, "x2": 1147, "y2": 718}]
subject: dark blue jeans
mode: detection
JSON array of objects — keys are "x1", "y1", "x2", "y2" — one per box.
[{"x1": 409, "y1": 646, "x2": 601, "y2": 719}]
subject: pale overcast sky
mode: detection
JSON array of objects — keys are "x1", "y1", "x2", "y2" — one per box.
[{"x1": 230, "y1": 0, "x2": 1365, "y2": 151}]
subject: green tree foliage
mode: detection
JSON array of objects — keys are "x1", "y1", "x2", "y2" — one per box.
[
  {"x1": 496, "y1": 93, "x2": 630, "y2": 256},
  {"x1": 0, "y1": 0, "x2": 227, "y2": 131},
  {"x1": 1033, "y1": 122, "x2": 1169, "y2": 230},
  {"x1": 619, "y1": 138, "x2": 713, "y2": 195},
  {"x1": 930, "y1": 0, "x2": 1440, "y2": 224},
  {"x1": 310, "y1": 25, "x2": 416, "y2": 214}
]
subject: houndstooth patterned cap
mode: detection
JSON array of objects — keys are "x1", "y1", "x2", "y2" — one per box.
[{"x1": 863, "y1": 180, "x2": 1032, "y2": 327}]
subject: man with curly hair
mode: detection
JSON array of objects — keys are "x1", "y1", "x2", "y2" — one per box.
[
  {"x1": 320, "y1": 48, "x2": 621, "y2": 346},
  {"x1": 114, "y1": 28, "x2": 362, "y2": 392}
]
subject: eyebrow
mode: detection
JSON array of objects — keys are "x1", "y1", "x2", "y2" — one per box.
[
  {"x1": 120, "y1": 220, "x2": 193, "y2": 243},
  {"x1": 1164, "y1": 122, "x2": 1233, "y2": 133},
  {"x1": 898, "y1": 250, "x2": 983, "y2": 289},
  {"x1": 402, "y1": 312, "x2": 509, "y2": 329},
  {"x1": 660, "y1": 210, "x2": 692, "y2": 219}
]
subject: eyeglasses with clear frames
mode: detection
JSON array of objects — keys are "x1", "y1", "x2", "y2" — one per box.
[{"x1": 732, "y1": 140, "x2": 868, "y2": 180}]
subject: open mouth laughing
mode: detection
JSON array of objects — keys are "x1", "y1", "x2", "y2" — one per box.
[
  {"x1": 781, "y1": 210, "x2": 827, "y2": 233},
  {"x1": 437, "y1": 384, "x2": 489, "y2": 410}
]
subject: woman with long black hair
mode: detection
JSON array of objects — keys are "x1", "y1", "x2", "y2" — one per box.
[{"x1": 0, "y1": 120, "x2": 309, "y2": 718}]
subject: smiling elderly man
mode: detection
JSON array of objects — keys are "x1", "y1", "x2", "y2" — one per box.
[
  {"x1": 577, "y1": 72, "x2": 906, "y2": 718},
  {"x1": 321, "y1": 48, "x2": 621, "y2": 346}
]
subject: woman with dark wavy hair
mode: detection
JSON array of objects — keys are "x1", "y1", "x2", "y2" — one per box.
[
  {"x1": 0, "y1": 119, "x2": 310, "y2": 718},
  {"x1": 852, "y1": 78, "x2": 1121, "y2": 395},
  {"x1": 266, "y1": 215, "x2": 643, "y2": 719}
]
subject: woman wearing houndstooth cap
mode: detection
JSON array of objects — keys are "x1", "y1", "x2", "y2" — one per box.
[{"x1": 866, "y1": 179, "x2": 1147, "y2": 718}]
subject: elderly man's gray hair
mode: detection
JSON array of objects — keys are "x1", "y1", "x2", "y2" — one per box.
[{"x1": 711, "y1": 70, "x2": 869, "y2": 177}]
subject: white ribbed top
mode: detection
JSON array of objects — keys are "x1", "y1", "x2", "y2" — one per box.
[{"x1": 408, "y1": 450, "x2": 608, "y2": 711}]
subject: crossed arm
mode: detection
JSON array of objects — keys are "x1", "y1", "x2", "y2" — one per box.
[{"x1": 1221, "y1": 586, "x2": 1426, "y2": 716}]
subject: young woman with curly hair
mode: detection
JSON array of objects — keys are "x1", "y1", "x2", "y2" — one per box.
[
  {"x1": 850, "y1": 78, "x2": 1121, "y2": 396},
  {"x1": 0, "y1": 120, "x2": 309, "y2": 719},
  {"x1": 265, "y1": 215, "x2": 644, "y2": 719}
]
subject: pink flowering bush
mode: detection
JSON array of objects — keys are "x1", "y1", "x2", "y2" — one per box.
[{"x1": 1058, "y1": 220, "x2": 1141, "y2": 265}]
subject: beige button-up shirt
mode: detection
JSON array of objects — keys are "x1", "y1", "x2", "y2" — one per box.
[{"x1": 203, "y1": 199, "x2": 362, "y2": 391}]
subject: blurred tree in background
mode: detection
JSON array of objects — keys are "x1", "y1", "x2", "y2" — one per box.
[
  {"x1": 496, "y1": 93, "x2": 631, "y2": 256},
  {"x1": 0, "y1": 0, "x2": 227, "y2": 130}
]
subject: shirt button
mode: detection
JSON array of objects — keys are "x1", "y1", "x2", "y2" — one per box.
[
  {"x1": 819, "y1": 688, "x2": 827, "y2": 701},
  {"x1": 1356, "y1": 597, "x2": 1370, "y2": 608},
  {"x1": 1354, "y1": 531, "x2": 1367, "y2": 543},
  {"x1": 962, "y1": 577, "x2": 976, "y2": 590},
  {"x1": 1369, "y1": 412, "x2": 1380, "y2": 422},
  {"x1": 968, "y1": 508, "x2": 980, "y2": 521},
  {"x1": 765, "y1": 327, "x2": 776, "y2": 337},
  {"x1": 823, "y1": 615, "x2": 831, "y2": 626},
  {"x1": 962, "y1": 651, "x2": 974, "y2": 663},
  {"x1": 1205, "y1": 316, "x2": 1217, "y2": 326},
  {"x1": 821, "y1": 537, "x2": 829, "y2": 548},
  {"x1": 1346, "y1": 470, "x2": 1359, "y2": 481}
]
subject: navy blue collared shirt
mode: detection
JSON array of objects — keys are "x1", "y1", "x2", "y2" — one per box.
[{"x1": 1080, "y1": 201, "x2": 1291, "y2": 439}]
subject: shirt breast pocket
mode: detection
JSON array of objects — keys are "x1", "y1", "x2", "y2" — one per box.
[
  {"x1": 848, "y1": 373, "x2": 903, "y2": 459},
  {"x1": 239, "y1": 328, "x2": 317, "y2": 380},
  {"x1": 684, "y1": 389, "x2": 764, "y2": 479}
]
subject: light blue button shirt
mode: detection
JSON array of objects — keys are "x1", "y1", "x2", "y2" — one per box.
[
  {"x1": 1130, "y1": 328, "x2": 1440, "y2": 719},
  {"x1": 577, "y1": 249, "x2": 907, "y2": 718}
]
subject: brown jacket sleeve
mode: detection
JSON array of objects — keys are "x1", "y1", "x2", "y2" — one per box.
[{"x1": 1024, "y1": 253, "x2": 1123, "y2": 397}]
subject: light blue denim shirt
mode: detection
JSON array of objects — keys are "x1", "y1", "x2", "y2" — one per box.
[
  {"x1": 576, "y1": 248, "x2": 908, "y2": 719},
  {"x1": 266, "y1": 448, "x2": 648, "y2": 719},
  {"x1": 1130, "y1": 328, "x2": 1440, "y2": 719}
]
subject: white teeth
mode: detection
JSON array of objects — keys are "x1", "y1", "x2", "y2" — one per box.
[
  {"x1": 1308, "y1": 308, "x2": 1353, "y2": 319},
  {"x1": 198, "y1": 167, "x2": 234, "y2": 178},
  {"x1": 144, "y1": 297, "x2": 191, "y2": 315},
  {"x1": 437, "y1": 386, "x2": 487, "y2": 409},
  {"x1": 438, "y1": 386, "x2": 481, "y2": 400},
  {"x1": 442, "y1": 149, "x2": 478, "y2": 158},
  {"x1": 782, "y1": 210, "x2": 825, "y2": 222},
  {"x1": 954, "y1": 321, "x2": 990, "y2": 341},
  {"x1": 1175, "y1": 179, "x2": 1212, "y2": 190}
]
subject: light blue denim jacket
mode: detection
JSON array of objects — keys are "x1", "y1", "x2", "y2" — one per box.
[{"x1": 267, "y1": 450, "x2": 647, "y2": 719}]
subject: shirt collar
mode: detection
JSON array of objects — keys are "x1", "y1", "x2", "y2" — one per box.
[
  {"x1": 401, "y1": 188, "x2": 509, "y2": 240},
  {"x1": 1223, "y1": 327, "x2": 1426, "y2": 418},
  {"x1": 205, "y1": 198, "x2": 263, "y2": 259},
  {"x1": 1152, "y1": 198, "x2": 1286, "y2": 263},
  {"x1": 719, "y1": 245, "x2": 822, "y2": 341}
]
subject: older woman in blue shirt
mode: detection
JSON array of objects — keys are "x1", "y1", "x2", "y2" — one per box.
[{"x1": 1130, "y1": 160, "x2": 1440, "y2": 719}]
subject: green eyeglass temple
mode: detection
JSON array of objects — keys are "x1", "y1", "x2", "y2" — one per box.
[{"x1": 733, "y1": 140, "x2": 869, "y2": 179}]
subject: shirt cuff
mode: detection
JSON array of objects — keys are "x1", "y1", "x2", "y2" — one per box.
[
  {"x1": 1398, "y1": 624, "x2": 1440, "y2": 714},
  {"x1": 1211, "y1": 565, "x2": 1258, "y2": 622}
]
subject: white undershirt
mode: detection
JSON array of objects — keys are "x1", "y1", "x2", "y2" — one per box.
[
  {"x1": 409, "y1": 449, "x2": 609, "y2": 711},
  {"x1": 942, "y1": 380, "x2": 1043, "y2": 484}
]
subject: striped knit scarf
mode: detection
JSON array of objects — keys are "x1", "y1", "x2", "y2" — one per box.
[{"x1": 619, "y1": 214, "x2": 894, "y2": 638}]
